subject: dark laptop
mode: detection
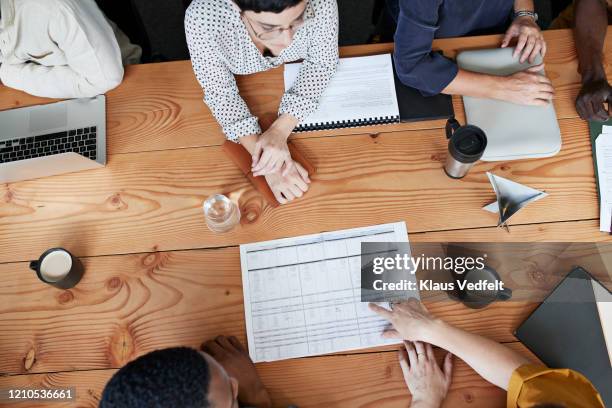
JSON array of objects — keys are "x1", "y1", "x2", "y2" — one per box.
[{"x1": 515, "y1": 267, "x2": 611, "y2": 406}]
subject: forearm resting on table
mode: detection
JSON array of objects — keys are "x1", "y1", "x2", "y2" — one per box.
[
  {"x1": 442, "y1": 69, "x2": 507, "y2": 100},
  {"x1": 238, "y1": 114, "x2": 299, "y2": 155},
  {"x1": 424, "y1": 320, "x2": 531, "y2": 390},
  {"x1": 0, "y1": 63, "x2": 121, "y2": 98},
  {"x1": 239, "y1": 134, "x2": 259, "y2": 155},
  {"x1": 272, "y1": 113, "x2": 300, "y2": 137},
  {"x1": 574, "y1": 0, "x2": 608, "y2": 82}
]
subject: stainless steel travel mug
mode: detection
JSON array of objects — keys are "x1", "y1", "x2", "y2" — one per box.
[{"x1": 444, "y1": 118, "x2": 488, "y2": 179}]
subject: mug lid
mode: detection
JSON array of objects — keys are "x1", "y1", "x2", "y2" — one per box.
[{"x1": 449, "y1": 126, "x2": 488, "y2": 163}]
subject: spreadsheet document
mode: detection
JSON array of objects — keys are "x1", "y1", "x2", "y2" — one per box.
[{"x1": 240, "y1": 222, "x2": 416, "y2": 362}]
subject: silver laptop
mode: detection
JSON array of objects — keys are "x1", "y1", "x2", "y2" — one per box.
[
  {"x1": 457, "y1": 47, "x2": 562, "y2": 162},
  {"x1": 0, "y1": 95, "x2": 107, "y2": 183}
]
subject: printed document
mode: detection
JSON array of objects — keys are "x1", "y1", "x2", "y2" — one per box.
[
  {"x1": 284, "y1": 54, "x2": 400, "y2": 128},
  {"x1": 596, "y1": 133, "x2": 612, "y2": 232},
  {"x1": 240, "y1": 222, "x2": 411, "y2": 362}
]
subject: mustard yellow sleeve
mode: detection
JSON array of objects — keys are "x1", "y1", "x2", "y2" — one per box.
[{"x1": 507, "y1": 364, "x2": 605, "y2": 408}]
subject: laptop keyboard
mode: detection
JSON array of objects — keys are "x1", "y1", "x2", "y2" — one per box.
[{"x1": 0, "y1": 126, "x2": 97, "y2": 164}]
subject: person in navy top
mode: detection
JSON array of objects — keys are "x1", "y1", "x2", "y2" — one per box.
[{"x1": 387, "y1": 0, "x2": 554, "y2": 106}]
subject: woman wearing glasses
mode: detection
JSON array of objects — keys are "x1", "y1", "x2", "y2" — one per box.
[{"x1": 185, "y1": 0, "x2": 339, "y2": 204}]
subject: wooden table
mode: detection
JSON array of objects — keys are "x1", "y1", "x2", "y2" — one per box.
[{"x1": 0, "y1": 28, "x2": 611, "y2": 407}]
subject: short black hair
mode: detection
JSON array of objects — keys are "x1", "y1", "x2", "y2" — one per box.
[
  {"x1": 233, "y1": 0, "x2": 303, "y2": 13},
  {"x1": 99, "y1": 347, "x2": 211, "y2": 408}
]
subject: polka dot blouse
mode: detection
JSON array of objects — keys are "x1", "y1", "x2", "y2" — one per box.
[{"x1": 185, "y1": 0, "x2": 339, "y2": 142}]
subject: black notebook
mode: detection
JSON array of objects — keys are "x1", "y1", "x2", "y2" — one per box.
[
  {"x1": 284, "y1": 54, "x2": 454, "y2": 132},
  {"x1": 393, "y1": 61, "x2": 454, "y2": 123},
  {"x1": 515, "y1": 267, "x2": 612, "y2": 406}
]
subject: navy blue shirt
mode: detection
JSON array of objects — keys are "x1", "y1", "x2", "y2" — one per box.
[{"x1": 388, "y1": 0, "x2": 514, "y2": 96}]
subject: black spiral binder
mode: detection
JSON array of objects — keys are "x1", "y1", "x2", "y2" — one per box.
[{"x1": 294, "y1": 115, "x2": 401, "y2": 132}]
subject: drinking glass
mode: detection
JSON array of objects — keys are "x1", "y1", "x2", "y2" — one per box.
[{"x1": 203, "y1": 194, "x2": 241, "y2": 233}]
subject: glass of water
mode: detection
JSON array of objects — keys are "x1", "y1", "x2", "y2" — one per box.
[{"x1": 203, "y1": 194, "x2": 241, "y2": 233}]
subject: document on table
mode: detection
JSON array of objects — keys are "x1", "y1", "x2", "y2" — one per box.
[
  {"x1": 240, "y1": 222, "x2": 412, "y2": 362},
  {"x1": 596, "y1": 129, "x2": 612, "y2": 232},
  {"x1": 284, "y1": 54, "x2": 400, "y2": 131}
]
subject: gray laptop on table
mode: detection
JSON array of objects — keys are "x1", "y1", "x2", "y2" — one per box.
[
  {"x1": 457, "y1": 47, "x2": 561, "y2": 162},
  {"x1": 0, "y1": 95, "x2": 107, "y2": 183}
]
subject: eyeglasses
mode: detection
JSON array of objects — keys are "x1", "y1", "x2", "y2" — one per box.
[{"x1": 242, "y1": 11, "x2": 308, "y2": 41}]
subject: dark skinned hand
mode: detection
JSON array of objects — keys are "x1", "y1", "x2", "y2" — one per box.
[{"x1": 576, "y1": 79, "x2": 612, "y2": 122}]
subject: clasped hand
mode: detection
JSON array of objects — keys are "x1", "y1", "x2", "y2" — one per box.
[
  {"x1": 252, "y1": 125, "x2": 294, "y2": 177},
  {"x1": 250, "y1": 115, "x2": 311, "y2": 205}
]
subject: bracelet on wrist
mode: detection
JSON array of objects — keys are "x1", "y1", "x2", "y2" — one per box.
[{"x1": 513, "y1": 10, "x2": 538, "y2": 22}]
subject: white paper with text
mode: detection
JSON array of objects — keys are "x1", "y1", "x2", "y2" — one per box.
[
  {"x1": 284, "y1": 54, "x2": 400, "y2": 129},
  {"x1": 240, "y1": 222, "x2": 408, "y2": 362},
  {"x1": 596, "y1": 134, "x2": 612, "y2": 232}
]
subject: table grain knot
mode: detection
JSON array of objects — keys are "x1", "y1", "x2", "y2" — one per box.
[
  {"x1": 383, "y1": 364, "x2": 393, "y2": 379},
  {"x1": 241, "y1": 197, "x2": 263, "y2": 224},
  {"x1": 528, "y1": 267, "x2": 547, "y2": 287},
  {"x1": 23, "y1": 347, "x2": 36, "y2": 371},
  {"x1": 106, "y1": 277, "x2": 123, "y2": 291},
  {"x1": 3, "y1": 188, "x2": 14, "y2": 203},
  {"x1": 141, "y1": 251, "x2": 168, "y2": 270},
  {"x1": 57, "y1": 290, "x2": 74, "y2": 304},
  {"x1": 110, "y1": 326, "x2": 135, "y2": 365},
  {"x1": 107, "y1": 193, "x2": 128, "y2": 210},
  {"x1": 463, "y1": 391, "x2": 474, "y2": 403}
]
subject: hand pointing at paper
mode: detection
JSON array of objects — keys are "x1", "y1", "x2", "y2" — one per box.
[
  {"x1": 368, "y1": 299, "x2": 438, "y2": 342},
  {"x1": 369, "y1": 299, "x2": 532, "y2": 390},
  {"x1": 369, "y1": 299, "x2": 603, "y2": 406}
]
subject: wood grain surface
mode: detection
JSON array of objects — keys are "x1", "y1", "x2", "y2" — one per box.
[
  {"x1": 0, "y1": 343, "x2": 538, "y2": 408},
  {"x1": 0, "y1": 28, "x2": 610, "y2": 408},
  {"x1": 0, "y1": 247, "x2": 540, "y2": 376},
  {"x1": 412, "y1": 219, "x2": 606, "y2": 241},
  {"x1": 0, "y1": 117, "x2": 602, "y2": 263}
]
